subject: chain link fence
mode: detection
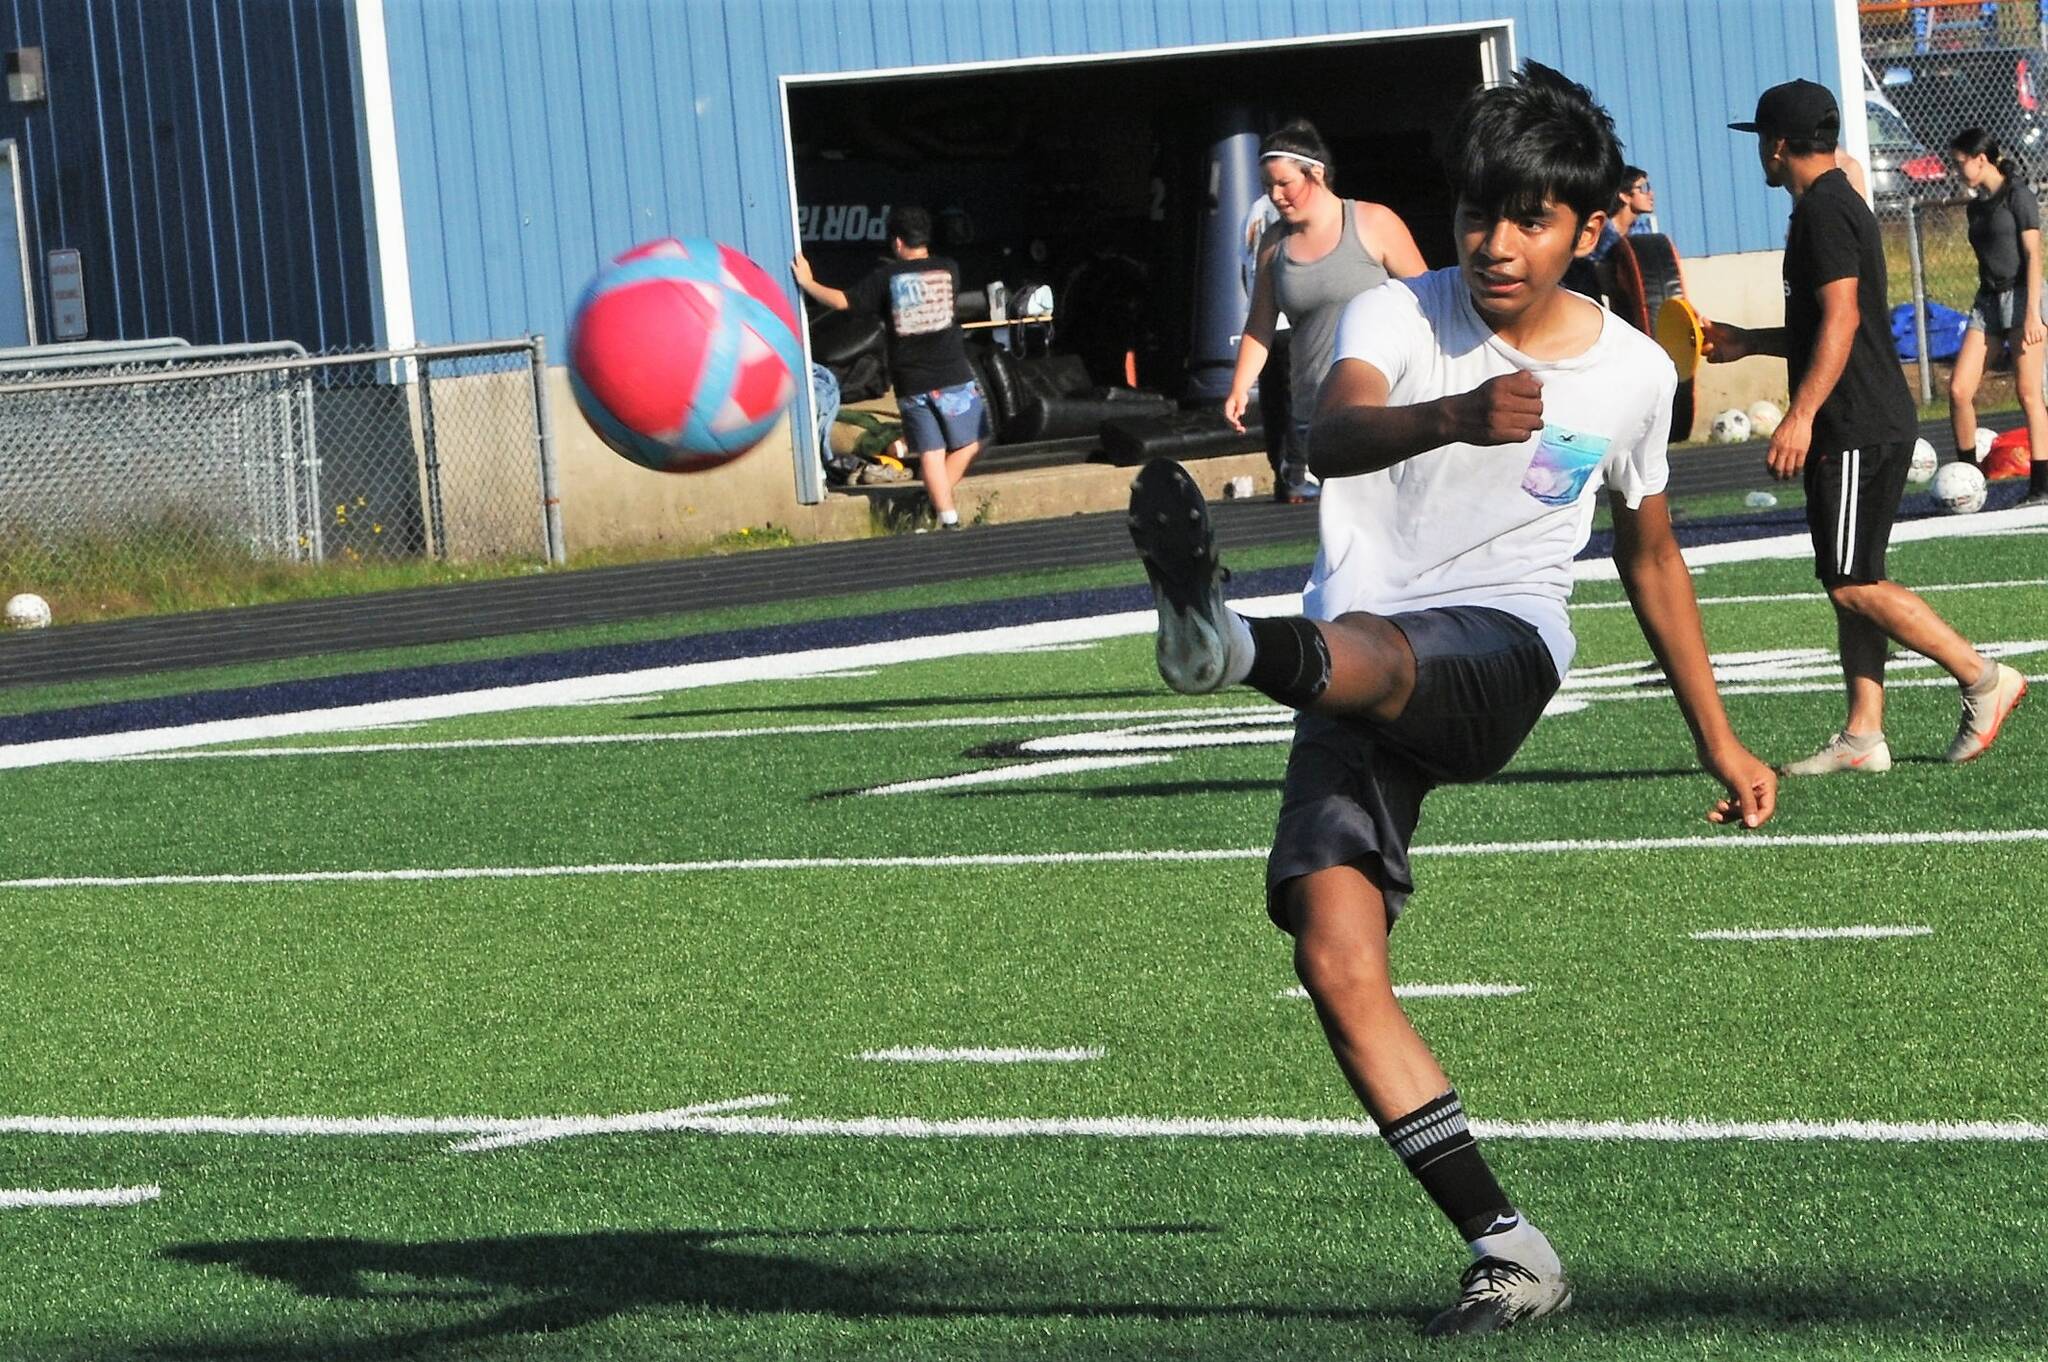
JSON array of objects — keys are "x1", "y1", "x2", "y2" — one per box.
[
  {"x1": 1863, "y1": 1, "x2": 2048, "y2": 399},
  {"x1": 0, "y1": 338, "x2": 561, "y2": 615}
]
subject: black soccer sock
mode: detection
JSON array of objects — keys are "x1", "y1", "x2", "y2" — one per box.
[
  {"x1": 1243, "y1": 616, "x2": 1332, "y2": 709},
  {"x1": 1382, "y1": 1090, "x2": 1516, "y2": 1242},
  {"x1": 2032, "y1": 457, "x2": 2048, "y2": 495}
]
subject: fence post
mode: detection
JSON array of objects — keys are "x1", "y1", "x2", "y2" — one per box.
[
  {"x1": 419, "y1": 352, "x2": 449, "y2": 559},
  {"x1": 530, "y1": 335, "x2": 565, "y2": 565},
  {"x1": 1905, "y1": 200, "x2": 1934, "y2": 405}
]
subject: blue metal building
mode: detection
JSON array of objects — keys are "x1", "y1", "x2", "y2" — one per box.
[{"x1": 0, "y1": 0, "x2": 1855, "y2": 359}]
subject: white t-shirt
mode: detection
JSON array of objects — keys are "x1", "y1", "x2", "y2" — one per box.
[{"x1": 1308, "y1": 267, "x2": 1675, "y2": 680}]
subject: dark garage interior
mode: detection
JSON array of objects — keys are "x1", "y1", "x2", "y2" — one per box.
[{"x1": 788, "y1": 31, "x2": 1492, "y2": 476}]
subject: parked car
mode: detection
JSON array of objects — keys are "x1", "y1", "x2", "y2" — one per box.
[
  {"x1": 1870, "y1": 46, "x2": 2048, "y2": 184},
  {"x1": 1865, "y1": 91, "x2": 1957, "y2": 204}
]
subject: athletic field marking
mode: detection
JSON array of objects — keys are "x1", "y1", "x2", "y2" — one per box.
[
  {"x1": 13, "y1": 1112, "x2": 2042, "y2": 1142},
  {"x1": 1690, "y1": 925, "x2": 1933, "y2": 942},
  {"x1": 115, "y1": 705, "x2": 1283, "y2": 761},
  {"x1": 8, "y1": 828, "x2": 2045, "y2": 892},
  {"x1": 639, "y1": 1114, "x2": 2048, "y2": 1142},
  {"x1": 854, "y1": 1048, "x2": 1103, "y2": 1063},
  {"x1": 1571, "y1": 577, "x2": 2048, "y2": 611},
  {"x1": 99, "y1": 645, "x2": 2048, "y2": 767},
  {"x1": 13, "y1": 509, "x2": 2043, "y2": 772},
  {"x1": 8, "y1": 1114, "x2": 2039, "y2": 1138},
  {"x1": 860, "y1": 755, "x2": 1166, "y2": 796},
  {"x1": 1567, "y1": 504, "x2": 2048, "y2": 583},
  {"x1": 449, "y1": 1094, "x2": 786, "y2": 1154},
  {"x1": 0, "y1": 1185, "x2": 162, "y2": 1209},
  {"x1": 1280, "y1": 983, "x2": 1527, "y2": 1000}
]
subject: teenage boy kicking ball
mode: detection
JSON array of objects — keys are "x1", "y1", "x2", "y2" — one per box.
[{"x1": 1127, "y1": 64, "x2": 1777, "y2": 1337}]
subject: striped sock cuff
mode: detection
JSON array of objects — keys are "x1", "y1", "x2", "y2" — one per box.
[{"x1": 1382, "y1": 1090, "x2": 1471, "y2": 1164}]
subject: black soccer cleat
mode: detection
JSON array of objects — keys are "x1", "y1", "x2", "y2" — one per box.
[{"x1": 1127, "y1": 458, "x2": 1234, "y2": 694}]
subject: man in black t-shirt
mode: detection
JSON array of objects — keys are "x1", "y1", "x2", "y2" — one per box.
[
  {"x1": 794, "y1": 206, "x2": 991, "y2": 530},
  {"x1": 1708, "y1": 80, "x2": 2026, "y2": 772}
]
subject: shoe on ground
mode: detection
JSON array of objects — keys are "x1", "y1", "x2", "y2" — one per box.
[
  {"x1": 2020, "y1": 490, "x2": 2048, "y2": 508},
  {"x1": 1947, "y1": 663, "x2": 2027, "y2": 763},
  {"x1": 1424, "y1": 1231, "x2": 1571, "y2": 1337},
  {"x1": 1780, "y1": 731, "x2": 1892, "y2": 776},
  {"x1": 1127, "y1": 458, "x2": 1233, "y2": 694}
]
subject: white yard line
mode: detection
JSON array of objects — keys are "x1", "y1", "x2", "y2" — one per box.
[
  {"x1": 6, "y1": 827, "x2": 2043, "y2": 892},
  {"x1": 859, "y1": 756, "x2": 1166, "y2": 796},
  {"x1": 0, "y1": 1184, "x2": 161, "y2": 1208},
  {"x1": 10, "y1": 506, "x2": 2043, "y2": 772},
  {"x1": 643, "y1": 1114, "x2": 2048, "y2": 1142},
  {"x1": 7, "y1": 1112, "x2": 2045, "y2": 1142},
  {"x1": 112, "y1": 706, "x2": 1283, "y2": 762},
  {"x1": 1691, "y1": 925, "x2": 1933, "y2": 942},
  {"x1": 448, "y1": 1094, "x2": 787, "y2": 1154},
  {"x1": 854, "y1": 1048, "x2": 1103, "y2": 1063},
  {"x1": 1571, "y1": 576, "x2": 2048, "y2": 611}
]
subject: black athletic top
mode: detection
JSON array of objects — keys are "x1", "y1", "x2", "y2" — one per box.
[
  {"x1": 1782, "y1": 169, "x2": 1917, "y2": 450},
  {"x1": 848, "y1": 255, "x2": 974, "y2": 395},
  {"x1": 1965, "y1": 177, "x2": 2042, "y2": 291}
]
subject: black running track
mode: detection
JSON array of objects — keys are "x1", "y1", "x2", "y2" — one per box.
[{"x1": 0, "y1": 415, "x2": 2017, "y2": 693}]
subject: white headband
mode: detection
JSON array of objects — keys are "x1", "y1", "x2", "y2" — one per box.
[{"x1": 1261, "y1": 152, "x2": 1325, "y2": 171}]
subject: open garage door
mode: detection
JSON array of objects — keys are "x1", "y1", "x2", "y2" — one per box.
[{"x1": 783, "y1": 22, "x2": 1509, "y2": 488}]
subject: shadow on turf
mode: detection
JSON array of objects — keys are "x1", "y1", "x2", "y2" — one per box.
[
  {"x1": 150, "y1": 1224, "x2": 1415, "y2": 1358},
  {"x1": 937, "y1": 765, "x2": 1704, "y2": 800},
  {"x1": 149, "y1": 1228, "x2": 2048, "y2": 1356}
]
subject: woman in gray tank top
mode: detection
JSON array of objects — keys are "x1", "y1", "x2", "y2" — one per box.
[{"x1": 1225, "y1": 120, "x2": 1427, "y2": 502}]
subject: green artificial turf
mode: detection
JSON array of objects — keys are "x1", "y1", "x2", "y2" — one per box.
[{"x1": 0, "y1": 522, "x2": 2042, "y2": 1359}]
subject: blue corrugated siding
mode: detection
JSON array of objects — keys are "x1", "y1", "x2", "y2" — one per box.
[
  {"x1": 0, "y1": 0, "x2": 373, "y2": 350},
  {"x1": 380, "y1": 0, "x2": 1844, "y2": 347}
]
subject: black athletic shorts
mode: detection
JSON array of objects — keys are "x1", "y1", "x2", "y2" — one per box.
[
  {"x1": 1265, "y1": 606, "x2": 1560, "y2": 932},
  {"x1": 1804, "y1": 440, "x2": 1911, "y2": 586}
]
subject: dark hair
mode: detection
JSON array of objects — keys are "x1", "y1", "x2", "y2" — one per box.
[
  {"x1": 887, "y1": 204, "x2": 932, "y2": 249},
  {"x1": 1949, "y1": 126, "x2": 2017, "y2": 178},
  {"x1": 1609, "y1": 165, "x2": 1649, "y2": 214},
  {"x1": 1446, "y1": 62, "x2": 1623, "y2": 226},
  {"x1": 1781, "y1": 134, "x2": 1838, "y2": 157},
  {"x1": 1259, "y1": 119, "x2": 1335, "y2": 188}
]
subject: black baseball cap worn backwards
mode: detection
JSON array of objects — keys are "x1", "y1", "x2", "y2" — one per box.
[{"x1": 1729, "y1": 79, "x2": 1840, "y2": 139}]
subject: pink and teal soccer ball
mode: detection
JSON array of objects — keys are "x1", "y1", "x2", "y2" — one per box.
[{"x1": 568, "y1": 237, "x2": 804, "y2": 473}]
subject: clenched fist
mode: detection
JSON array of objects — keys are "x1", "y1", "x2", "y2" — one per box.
[{"x1": 1449, "y1": 370, "x2": 1545, "y2": 446}]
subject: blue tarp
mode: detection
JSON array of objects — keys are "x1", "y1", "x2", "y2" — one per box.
[{"x1": 1892, "y1": 300, "x2": 1968, "y2": 362}]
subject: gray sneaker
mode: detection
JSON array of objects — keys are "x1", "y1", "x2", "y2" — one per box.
[
  {"x1": 1781, "y1": 731, "x2": 1893, "y2": 776},
  {"x1": 1127, "y1": 459, "x2": 1233, "y2": 694},
  {"x1": 1947, "y1": 663, "x2": 2027, "y2": 763},
  {"x1": 1424, "y1": 1235, "x2": 1572, "y2": 1337}
]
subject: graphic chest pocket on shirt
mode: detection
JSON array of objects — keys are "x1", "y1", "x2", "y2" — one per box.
[{"x1": 1519, "y1": 424, "x2": 1609, "y2": 507}]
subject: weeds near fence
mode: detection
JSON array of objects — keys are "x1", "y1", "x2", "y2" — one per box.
[{"x1": 0, "y1": 518, "x2": 818, "y2": 626}]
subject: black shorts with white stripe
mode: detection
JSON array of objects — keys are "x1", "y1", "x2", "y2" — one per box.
[{"x1": 1803, "y1": 440, "x2": 1912, "y2": 586}]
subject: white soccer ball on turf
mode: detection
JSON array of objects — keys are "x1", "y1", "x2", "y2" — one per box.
[
  {"x1": 1746, "y1": 400, "x2": 1784, "y2": 436},
  {"x1": 1930, "y1": 460, "x2": 1988, "y2": 514},
  {"x1": 1710, "y1": 408, "x2": 1752, "y2": 443},
  {"x1": 1907, "y1": 438, "x2": 1939, "y2": 483},
  {"x1": 1975, "y1": 427, "x2": 1996, "y2": 460},
  {"x1": 4, "y1": 592, "x2": 51, "y2": 629}
]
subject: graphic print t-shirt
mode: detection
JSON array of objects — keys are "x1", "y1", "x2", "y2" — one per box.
[
  {"x1": 1317, "y1": 267, "x2": 1676, "y2": 680},
  {"x1": 849, "y1": 255, "x2": 974, "y2": 395}
]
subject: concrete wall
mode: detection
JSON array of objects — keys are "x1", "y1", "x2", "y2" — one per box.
[
  {"x1": 1677, "y1": 250, "x2": 1793, "y2": 444},
  {"x1": 544, "y1": 368, "x2": 870, "y2": 555}
]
